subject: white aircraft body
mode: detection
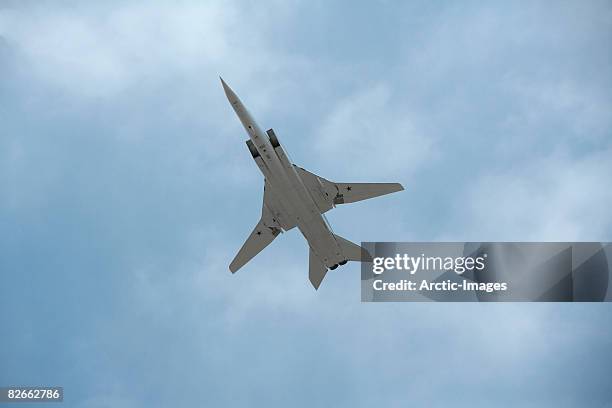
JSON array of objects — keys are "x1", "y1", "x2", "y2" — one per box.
[{"x1": 222, "y1": 78, "x2": 403, "y2": 289}]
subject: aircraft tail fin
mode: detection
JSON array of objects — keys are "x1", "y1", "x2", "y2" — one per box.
[
  {"x1": 309, "y1": 248, "x2": 328, "y2": 290},
  {"x1": 309, "y1": 236, "x2": 372, "y2": 289},
  {"x1": 334, "y1": 234, "x2": 373, "y2": 262}
]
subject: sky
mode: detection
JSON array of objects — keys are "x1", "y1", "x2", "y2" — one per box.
[{"x1": 1, "y1": 1, "x2": 612, "y2": 407}]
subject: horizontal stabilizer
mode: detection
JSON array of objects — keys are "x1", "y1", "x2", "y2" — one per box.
[
  {"x1": 333, "y1": 183, "x2": 403, "y2": 204},
  {"x1": 334, "y1": 234, "x2": 372, "y2": 262},
  {"x1": 229, "y1": 219, "x2": 280, "y2": 273},
  {"x1": 309, "y1": 248, "x2": 328, "y2": 290}
]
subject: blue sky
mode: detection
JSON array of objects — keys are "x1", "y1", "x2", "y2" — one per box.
[{"x1": 1, "y1": 1, "x2": 612, "y2": 406}]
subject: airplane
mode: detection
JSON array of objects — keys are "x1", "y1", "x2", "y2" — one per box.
[{"x1": 222, "y1": 77, "x2": 404, "y2": 289}]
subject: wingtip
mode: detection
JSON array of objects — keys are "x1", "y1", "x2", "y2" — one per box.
[{"x1": 310, "y1": 280, "x2": 321, "y2": 290}]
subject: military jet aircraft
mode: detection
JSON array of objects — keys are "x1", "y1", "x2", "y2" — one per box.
[{"x1": 222, "y1": 78, "x2": 403, "y2": 289}]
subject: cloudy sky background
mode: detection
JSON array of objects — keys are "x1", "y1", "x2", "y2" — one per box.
[{"x1": 1, "y1": 1, "x2": 612, "y2": 406}]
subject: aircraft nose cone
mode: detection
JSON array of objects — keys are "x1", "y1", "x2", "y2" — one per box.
[
  {"x1": 220, "y1": 76, "x2": 238, "y2": 103},
  {"x1": 219, "y1": 76, "x2": 229, "y2": 91}
]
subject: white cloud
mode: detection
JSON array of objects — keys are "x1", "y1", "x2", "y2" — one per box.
[
  {"x1": 501, "y1": 75, "x2": 612, "y2": 140},
  {"x1": 314, "y1": 84, "x2": 433, "y2": 180},
  {"x1": 452, "y1": 149, "x2": 612, "y2": 241},
  {"x1": 0, "y1": 1, "x2": 303, "y2": 99},
  {"x1": 0, "y1": 2, "x2": 237, "y2": 97}
]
